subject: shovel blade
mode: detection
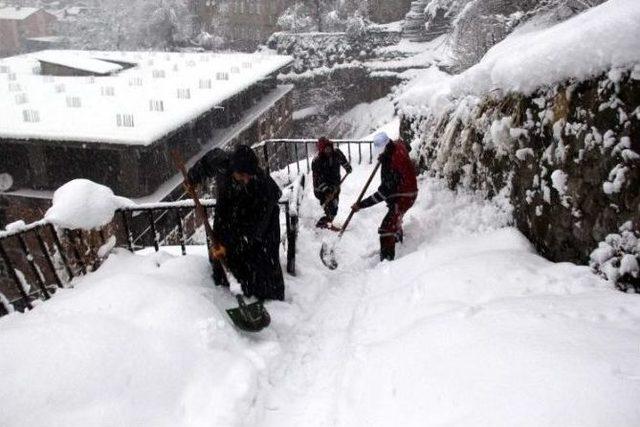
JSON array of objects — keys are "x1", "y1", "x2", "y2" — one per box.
[
  {"x1": 226, "y1": 300, "x2": 271, "y2": 332},
  {"x1": 320, "y1": 242, "x2": 338, "y2": 270}
]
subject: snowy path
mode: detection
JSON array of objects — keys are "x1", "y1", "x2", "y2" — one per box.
[
  {"x1": 256, "y1": 165, "x2": 640, "y2": 426},
  {"x1": 1, "y1": 165, "x2": 640, "y2": 427}
]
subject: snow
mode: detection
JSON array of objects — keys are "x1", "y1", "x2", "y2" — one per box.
[
  {"x1": 292, "y1": 106, "x2": 320, "y2": 121},
  {"x1": 0, "y1": 6, "x2": 39, "y2": 20},
  {"x1": 515, "y1": 147, "x2": 533, "y2": 161},
  {"x1": 551, "y1": 169, "x2": 568, "y2": 196},
  {"x1": 325, "y1": 97, "x2": 396, "y2": 138},
  {"x1": 0, "y1": 50, "x2": 292, "y2": 145},
  {"x1": 0, "y1": 250, "x2": 264, "y2": 427},
  {"x1": 603, "y1": 164, "x2": 628, "y2": 194},
  {"x1": 398, "y1": 0, "x2": 640, "y2": 114},
  {"x1": 367, "y1": 35, "x2": 452, "y2": 71},
  {"x1": 4, "y1": 220, "x2": 26, "y2": 232},
  {"x1": 2, "y1": 162, "x2": 640, "y2": 426},
  {"x1": 36, "y1": 52, "x2": 123, "y2": 75},
  {"x1": 45, "y1": 179, "x2": 133, "y2": 230}
]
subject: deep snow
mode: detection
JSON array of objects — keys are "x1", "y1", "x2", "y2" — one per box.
[
  {"x1": 1, "y1": 162, "x2": 640, "y2": 427},
  {"x1": 397, "y1": 0, "x2": 640, "y2": 116}
]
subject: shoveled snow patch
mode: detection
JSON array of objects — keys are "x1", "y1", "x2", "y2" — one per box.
[
  {"x1": 255, "y1": 171, "x2": 640, "y2": 427},
  {"x1": 45, "y1": 179, "x2": 133, "y2": 230}
]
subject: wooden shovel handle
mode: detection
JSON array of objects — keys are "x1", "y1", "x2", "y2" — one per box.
[{"x1": 339, "y1": 161, "x2": 381, "y2": 238}]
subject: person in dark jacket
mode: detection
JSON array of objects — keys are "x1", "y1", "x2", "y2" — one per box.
[
  {"x1": 352, "y1": 132, "x2": 418, "y2": 261},
  {"x1": 212, "y1": 145, "x2": 285, "y2": 301},
  {"x1": 188, "y1": 148, "x2": 231, "y2": 287},
  {"x1": 312, "y1": 137, "x2": 352, "y2": 229}
]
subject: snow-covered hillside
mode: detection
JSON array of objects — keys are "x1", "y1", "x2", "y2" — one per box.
[{"x1": 2, "y1": 163, "x2": 639, "y2": 426}]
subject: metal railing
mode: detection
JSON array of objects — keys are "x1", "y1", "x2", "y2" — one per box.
[
  {"x1": 0, "y1": 180, "x2": 306, "y2": 316},
  {"x1": 253, "y1": 139, "x2": 375, "y2": 177}
]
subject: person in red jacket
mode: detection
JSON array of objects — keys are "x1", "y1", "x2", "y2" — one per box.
[{"x1": 352, "y1": 132, "x2": 418, "y2": 261}]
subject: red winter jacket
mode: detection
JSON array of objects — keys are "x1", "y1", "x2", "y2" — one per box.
[{"x1": 360, "y1": 140, "x2": 418, "y2": 209}]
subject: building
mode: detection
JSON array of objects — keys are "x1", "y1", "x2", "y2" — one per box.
[
  {"x1": 194, "y1": 0, "x2": 291, "y2": 51},
  {"x1": 0, "y1": 7, "x2": 57, "y2": 57},
  {"x1": 368, "y1": 0, "x2": 412, "y2": 24},
  {"x1": 0, "y1": 50, "x2": 294, "y2": 225}
]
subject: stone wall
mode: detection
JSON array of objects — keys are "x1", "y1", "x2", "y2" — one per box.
[
  {"x1": 268, "y1": 29, "x2": 401, "y2": 74},
  {"x1": 402, "y1": 68, "x2": 640, "y2": 290}
]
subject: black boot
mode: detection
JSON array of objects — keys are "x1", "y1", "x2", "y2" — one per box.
[{"x1": 379, "y1": 236, "x2": 396, "y2": 261}]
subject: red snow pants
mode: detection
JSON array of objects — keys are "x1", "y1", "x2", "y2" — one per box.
[{"x1": 378, "y1": 195, "x2": 416, "y2": 261}]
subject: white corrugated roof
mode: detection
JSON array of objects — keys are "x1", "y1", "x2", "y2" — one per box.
[
  {"x1": 0, "y1": 50, "x2": 294, "y2": 146},
  {"x1": 0, "y1": 6, "x2": 40, "y2": 20},
  {"x1": 36, "y1": 52, "x2": 124, "y2": 75}
]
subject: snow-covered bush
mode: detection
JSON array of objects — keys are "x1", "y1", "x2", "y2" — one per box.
[
  {"x1": 59, "y1": 0, "x2": 193, "y2": 51},
  {"x1": 267, "y1": 29, "x2": 399, "y2": 74},
  {"x1": 277, "y1": 3, "x2": 316, "y2": 33},
  {"x1": 590, "y1": 224, "x2": 640, "y2": 292}
]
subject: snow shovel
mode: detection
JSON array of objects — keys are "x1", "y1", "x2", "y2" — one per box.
[
  {"x1": 171, "y1": 151, "x2": 271, "y2": 333},
  {"x1": 320, "y1": 161, "x2": 381, "y2": 270}
]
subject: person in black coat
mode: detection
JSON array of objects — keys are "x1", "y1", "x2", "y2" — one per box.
[
  {"x1": 212, "y1": 145, "x2": 285, "y2": 301},
  {"x1": 188, "y1": 148, "x2": 231, "y2": 287},
  {"x1": 312, "y1": 137, "x2": 352, "y2": 229}
]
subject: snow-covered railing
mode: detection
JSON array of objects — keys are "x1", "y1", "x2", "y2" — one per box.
[
  {"x1": 0, "y1": 199, "x2": 217, "y2": 316},
  {"x1": 0, "y1": 190, "x2": 305, "y2": 315},
  {"x1": 253, "y1": 139, "x2": 375, "y2": 178},
  {"x1": 280, "y1": 174, "x2": 306, "y2": 276}
]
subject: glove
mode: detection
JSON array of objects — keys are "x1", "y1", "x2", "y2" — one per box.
[{"x1": 211, "y1": 243, "x2": 227, "y2": 260}]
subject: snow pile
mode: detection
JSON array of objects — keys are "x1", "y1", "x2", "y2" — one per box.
[
  {"x1": 0, "y1": 250, "x2": 271, "y2": 427},
  {"x1": 398, "y1": 0, "x2": 640, "y2": 114},
  {"x1": 45, "y1": 179, "x2": 133, "y2": 230}
]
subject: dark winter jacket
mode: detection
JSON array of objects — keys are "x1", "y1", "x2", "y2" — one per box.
[
  {"x1": 360, "y1": 140, "x2": 418, "y2": 209},
  {"x1": 312, "y1": 149, "x2": 352, "y2": 195},
  {"x1": 213, "y1": 170, "x2": 282, "y2": 250}
]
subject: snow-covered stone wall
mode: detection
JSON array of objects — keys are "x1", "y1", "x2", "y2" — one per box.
[
  {"x1": 267, "y1": 30, "x2": 400, "y2": 74},
  {"x1": 401, "y1": 68, "x2": 640, "y2": 291}
]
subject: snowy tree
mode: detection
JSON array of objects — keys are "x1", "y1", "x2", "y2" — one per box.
[
  {"x1": 277, "y1": 0, "x2": 370, "y2": 33},
  {"x1": 59, "y1": 0, "x2": 194, "y2": 51}
]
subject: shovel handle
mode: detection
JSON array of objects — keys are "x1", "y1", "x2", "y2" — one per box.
[{"x1": 339, "y1": 161, "x2": 381, "y2": 238}]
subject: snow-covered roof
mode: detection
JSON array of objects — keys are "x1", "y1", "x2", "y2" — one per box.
[
  {"x1": 25, "y1": 36, "x2": 65, "y2": 43},
  {"x1": 0, "y1": 50, "x2": 293, "y2": 146},
  {"x1": 0, "y1": 6, "x2": 40, "y2": 20},
  {"x1": 37, "y1": 52, "x2": 123, "y2": 75}
]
